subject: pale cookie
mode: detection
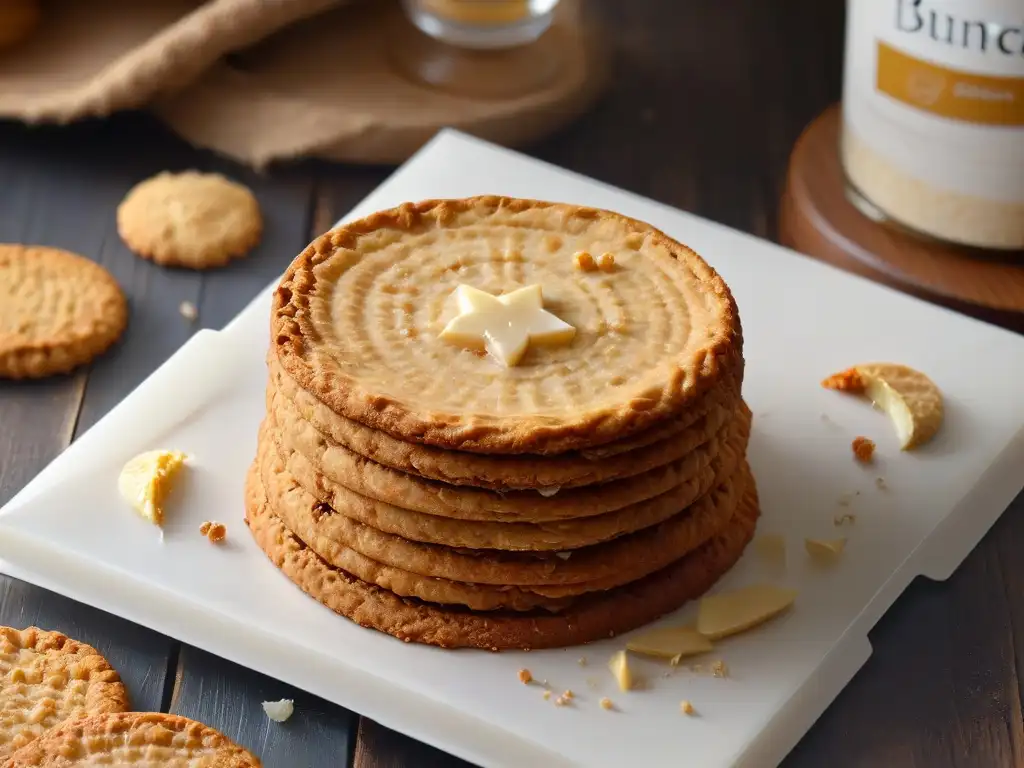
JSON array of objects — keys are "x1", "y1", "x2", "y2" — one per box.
[
  {"x1": 271, "y1": 401, "x2": 749, "y2": 523},
  {"x1": 259, "y1": 430, "x2": 748, "y2": 590},
  {"x1": 0, "y1": 0, "x2": 39, "y2": 50},
  {"x1": 271, "y1": 196, "x2": 742, "y2": 455},
  {"x1": 0, "y1": 245, "x2": 127, "y2": 380},
  {"x1": 272, "y1": 405, "x2": 750, "y2": 551},
  {"x1": 268, "y1": 356, "x2": 741, "y2": 491},
  {"x1": 4, "y1": 711, "x2": 261, "y2": 767},
  {"x1": 822, "y1": 362, "x2": 943, "y2": 449},
  {"x1": 116, "y1": 171, "x2": 262, "y2": 269},
  {"x1": 244, "y1": 458, "x2": 761, "y2": 650},
  {"x1": 0, "y1": 626, "x2": 129, "y2": 758}
]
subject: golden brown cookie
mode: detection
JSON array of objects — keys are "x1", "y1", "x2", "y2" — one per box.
[
  {"x1": 0, "y1": 245, "x2": 128, "y2": 379},
  {"x1": 271, "y1": 196, "x2": 742, "y2": 455},
  {"x1": 0, "y1": 0, "x2": 39, "y2": 51},
  {"x1": 3, "y1": 711, "x2": 261, "y2": 767},
  {"x1": 116, "y1": 171, "x2": 262, "y2": 269},
  {"x1": 244, "y1": 457, "x2": 760, "y2": 650},
  {"x1": 272, "y1": 406, "x2": 749, "y2": 551},
  {"x1": 0, "y1": 627, "x2": 129, "y2": 758},
  {"x1": 258, "y1": 430, "x2": 746, "y2": 589},
  {"x1": 269, "y1": 355, "x2": 741, "y2": 491},
  {"x1": 271, "y1": 400, "x2": 747, "y2": 523}
]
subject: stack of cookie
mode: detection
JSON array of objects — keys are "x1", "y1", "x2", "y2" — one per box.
[{"x1": 246, "y1": 196, "x2": 757, "y2": 650}]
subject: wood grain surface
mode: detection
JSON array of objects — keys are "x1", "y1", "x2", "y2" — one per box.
[{"x1": 1, "y1": 1, "x2": 1022, "y2": 766}]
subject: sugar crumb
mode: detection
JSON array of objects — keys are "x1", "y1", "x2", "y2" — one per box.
[
  {"x1": 577, "y1": 656, "x2": 587, "y2": 667},
  {"x1": 834, "y1": 512, "x2": 857, "y2": 527},
  {"x1": 542, "y1": 690, "x2": 551, "y2": 701},
  {"x1": 179, "y1": 300, "x2": 198, "y2": 322},
  {"x1": 711, "y1": 660, "x2": 729, "y2": 678}
]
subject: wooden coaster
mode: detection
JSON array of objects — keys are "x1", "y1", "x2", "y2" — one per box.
[
  {"x1": 152, "y1": 0, "x2": 608, "y2": 168},
  {"x1": 780, "y1": 105, "x2": 1024, "y2": 332}
]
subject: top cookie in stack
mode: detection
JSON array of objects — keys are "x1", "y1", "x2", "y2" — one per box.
[{"x1": 246, "y1": 196, "x2": 756, "y2": 651}]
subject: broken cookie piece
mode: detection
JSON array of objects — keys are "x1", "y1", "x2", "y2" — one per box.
[{"x1": 823, "y1": 362, "x2": 943, "y2": 450}]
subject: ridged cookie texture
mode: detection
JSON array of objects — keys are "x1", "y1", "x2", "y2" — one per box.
[
  {"x1": 0, "y1": 627, "x2": 129, "y2": 758},
  {"x1": 250, "y1": 196, "x2": 758, "y2": 650},
  {"x1": 3, "y1": 711, "x2": 261, "y2": 767},
  {"x1": 271, "y1": 196, "x2": 742, "y2": 455}
]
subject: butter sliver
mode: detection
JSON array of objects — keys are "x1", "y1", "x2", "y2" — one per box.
[
  {"x1": 697, "y1": 584, "x2": 797, "y2": 640},
  {"x1": 625, "y1": 626, "x2": 712, "y2": 660}
]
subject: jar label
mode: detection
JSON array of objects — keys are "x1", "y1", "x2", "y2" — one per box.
[{"x1": 877, "y1": 41, "x2": 1024, "y2": 126}]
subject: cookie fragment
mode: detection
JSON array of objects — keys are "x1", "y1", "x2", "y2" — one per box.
[
  {"x1": 0, "y1": 626, "x2": 129, "y2": 758},
  {"x1": 0, "y1": 244, "x2": 127, "y2": 379},
  {"x1": 117, "y1": 171, "x2": 262, "y2": 269}
]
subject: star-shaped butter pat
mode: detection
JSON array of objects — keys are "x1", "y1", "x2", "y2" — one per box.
[{"x1": 439, "y1": 284, "x2": 576, "y2": 367}]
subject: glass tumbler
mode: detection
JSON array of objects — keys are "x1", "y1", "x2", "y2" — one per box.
[{"x1": 401, "y1": 0, "x2": 561, "y2": 49}]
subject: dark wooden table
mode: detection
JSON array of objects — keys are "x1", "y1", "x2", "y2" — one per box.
[{"x1": 2, "y1": 1, "x2": 1022, "y2": 766}]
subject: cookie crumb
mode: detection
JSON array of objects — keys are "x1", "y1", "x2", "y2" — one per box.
[
  {"x1": 599, "y1": 697, "x2": 614, "y2": 711},
  {"x1": 542, "y1": 690, "x2": 551, "y2": 700},
  {"x1": 711, "y1": 660, "x2": 729, "y2": 678},
  {"x1": 821, "y1": 367, "x2": 865, "y2": 392},
  {"x1": 262, "y1": 699, "x2": 294, "y2": 722},
  {"x1": 852, "y1": 436, "x2": 875, "y2": 463},
  {"x1": 577, "y1": 656, "x2": 587, "y2": 666},
  {"x1": 574, "y1": 251, "x2": 596, "y2": 271},
  {"x1": 562, "y1": 690, "x2": 574, "y2": 701},
  {"x1": 834, "y1": 512, "x2": 857, "y2": 526},
  {"x1": 179, "y1": 300, "x2": 198, "y2": 321},
  {"x1": 597, "y1": 252, "x2": 616, "y2": 272},
  {"x1": 554, "y1": 696, "x2": 567, "y2": 707},
  {"x1": 199, "y1": 521, "x2": 211, "y2": 536},
  {"x1": 875, "y1": 477, "x2": 888, "y2": 490},
  {"x1": 205, "y1": 522, "x2": 226, "y2": 543},
  {"x1": 680, "y1": 700, "x2": 695, "y2": 715},
  {"x1": 517, "y1": 668, "x2": 532, "y2": 684}
]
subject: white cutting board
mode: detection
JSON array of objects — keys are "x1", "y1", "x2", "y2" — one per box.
[{"x1": 1, "y1": 130, "x2": 1023, "y2": 768}]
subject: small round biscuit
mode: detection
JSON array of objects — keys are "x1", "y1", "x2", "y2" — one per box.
[
  {"x1": 0, "y1": 626, "x2": 130, "y2": 758},
  {"x1": 0, "y1": 0, "x2": 40, "y2": 51},
  {"x1": 116, "y1": 171, "x2": 262, "y2": 269},
  {"x1": 0, "y1": 244, "x2": 128, "y2": 379},
  {"x1": 4, "y1": 711, "x2": 261, "y2": 767}
]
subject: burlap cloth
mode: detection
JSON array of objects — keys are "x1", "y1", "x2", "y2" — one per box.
[{"x1": 0, "y1": 0, "x2": 603, "y2": 167}]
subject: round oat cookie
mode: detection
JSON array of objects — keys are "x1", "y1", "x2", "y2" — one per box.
[
  {"x1": 116, "y1": 171, "x2": 262, "y2": 269},
  {"x1": 244, "y1": 458, "x2": 761, "y2": 650},
  {"x1": 269, "y1": 354, "x2": 742, "y2": 491},
  {"x1": 270, "y1": 406, "x2": 750, "y2": 551},
  {"x1": 0, "y1": 626, "x2": 129, "y2": 758},
  {"x1": 271, "y1": 196, "x2": 742, "y2": 455},
  {"x1": 271, "y1": 400, "x2": 747, "y2": 524},
  {"x1": 0, "y1": 245, "x2": 128, "y2": 380},
  {"x1": 259, "y1": 432, "x2": 746, "y2": 588},
  {"x1": 4, "y1": 711, "x2": 261, "y2": 767}
]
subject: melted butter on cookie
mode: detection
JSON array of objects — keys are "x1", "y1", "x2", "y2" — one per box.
[{"x1": 439, "y1": 284, "x2": 576, "y2": 367}]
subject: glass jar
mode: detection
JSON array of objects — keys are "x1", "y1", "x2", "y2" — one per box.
[
  {"x1": 402, "y1": 0, "x2": 561, "y2": 49},
  {"x1": 840, "y1": 0, "x2": 1024, "y2": 251}
]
